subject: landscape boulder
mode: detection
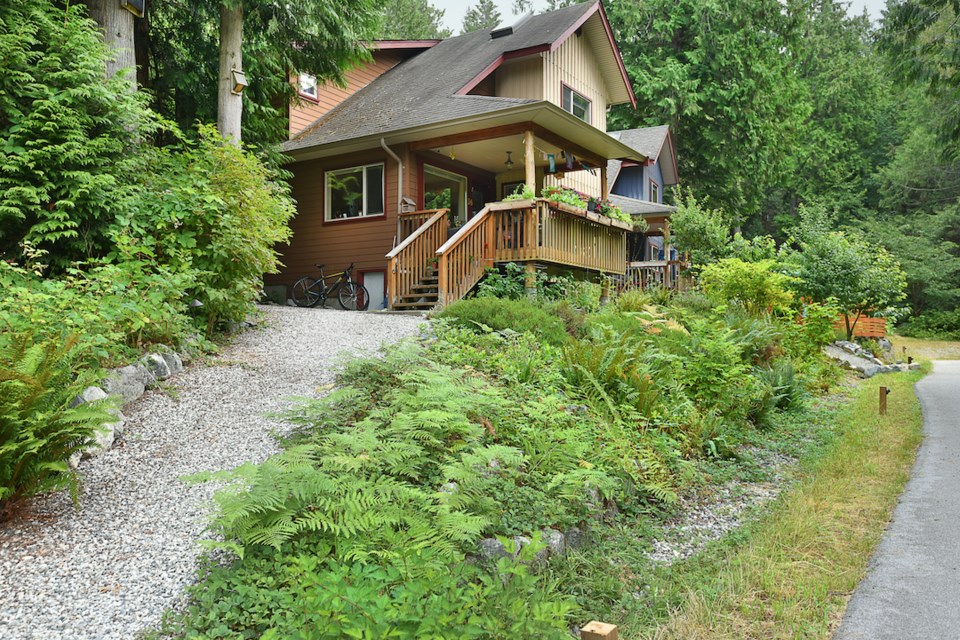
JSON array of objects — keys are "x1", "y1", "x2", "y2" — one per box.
[{"x1": 103, "y1": 363, "x2": 155, "y2": 404}]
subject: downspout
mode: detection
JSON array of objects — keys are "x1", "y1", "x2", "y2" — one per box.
[{"x1": 380, "y1": 137, "x2": 404, "y2": 245}]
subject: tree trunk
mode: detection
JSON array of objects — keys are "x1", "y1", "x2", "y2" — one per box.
[
  {"x1": 85, "y1": 0, "x2": 136, "y2": 90},
  {"x1": 217, "y1": 3, "x2": 244, "y2": 144}
]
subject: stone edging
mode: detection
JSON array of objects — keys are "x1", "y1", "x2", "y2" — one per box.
[{"x1": 68, "y1": 351, "x2": 187, "y2": 468}]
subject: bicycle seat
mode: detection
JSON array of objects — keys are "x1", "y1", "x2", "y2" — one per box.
[{"x1": 315, "y1": 263, "x2": 325, "y2": 269}]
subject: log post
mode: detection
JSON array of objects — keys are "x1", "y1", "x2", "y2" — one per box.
[
  {"x1": 600, "y1": 164, "x2": 608, "y2": 200},
  {"x1": 524, "y1": 262, "x2": 537, "y2": 299},
  {"x1": 217, "y1": 3, "x2": 244, "y2": 144},
  {"x1": 524, "y1": 129, "x2": 536, "y2": 193}
]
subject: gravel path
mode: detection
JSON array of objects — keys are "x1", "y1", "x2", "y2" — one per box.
[{"x1": 0, "y1": 306, "x2": 424, "y2": 640}]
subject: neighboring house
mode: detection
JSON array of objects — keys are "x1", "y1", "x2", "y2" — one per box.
[
  {"x1": 270, "y1": 1, "x2": 665, "y2": 309},
  {"x1": 606, "y1": 126, "x2": 680, "y2": 270}
]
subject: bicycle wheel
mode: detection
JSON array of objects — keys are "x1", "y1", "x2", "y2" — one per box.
[
  {"x1": 291, "y1": 277, "x2": 323, "y2": 308},
  {"x1": 338, "y1": 282, "x2": 369, "y2": 311}
]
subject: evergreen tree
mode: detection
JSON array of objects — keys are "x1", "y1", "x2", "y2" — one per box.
[
  {"x1": 462, "y1": 0, "x2": 501, "y2": 33},
  {"x1": 380, "y1": 0, "x2": 452, "y2": 39}
]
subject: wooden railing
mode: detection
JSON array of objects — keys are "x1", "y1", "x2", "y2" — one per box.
[
  {"x1": 386, "y1": 209, "x2": 449, "y2": 307},
  {"x1": 621, "y1": 260, "x2": 689, "y2": 291},
  {"x1": 435, "y1": 199, "x2": 630, "y2": 306},
  {"x1": 435, "y1": 205, "x2": 495, "y2": 306},
  {"x1": 398, "y1": 209, "x2": 445, "y2": 243}
]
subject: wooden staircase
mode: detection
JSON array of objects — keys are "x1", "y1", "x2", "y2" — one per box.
[{"x1": 391, "y1": 273, "x2": 440, "y2": 310}]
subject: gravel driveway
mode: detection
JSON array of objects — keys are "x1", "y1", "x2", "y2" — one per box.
[{"x1": 0, "y1": 306, "x2": 425, "y2": 640}]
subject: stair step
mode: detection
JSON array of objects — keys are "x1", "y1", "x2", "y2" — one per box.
[
  {"x1": 398, "y1": 294, "x2": 438, "y2": 303},
  {"x1": 411, "y1": 283, "x2": 439, "y2": 291},
  {"x1": 420, "y1": 276, "x2": 439, "y2": 283},
  {"x1": 391, "y1": 301, "x2": 438, "y2": 309}
]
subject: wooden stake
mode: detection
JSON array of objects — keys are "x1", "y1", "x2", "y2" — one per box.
[
  {"x1": 879, "y1": 386, "x2": 888, "y2": 415},
  {"x1": 581, "y1": 621, "x2": 618, "y2": 640}
]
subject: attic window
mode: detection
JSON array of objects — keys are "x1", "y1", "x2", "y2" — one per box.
[
  {"x1": 562, "y1": 84, "x2": 591, "y2": 124},
  {"x1": 298, "y1": 73, "x2": 318, "y2": 101}
]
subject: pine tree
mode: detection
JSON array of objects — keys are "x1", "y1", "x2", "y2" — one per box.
[
  {"x1": 461, "y1": 0, "x2": 501, "y2": 33},
  {"x1": 380, "y1": 0, "x2": 451, "y2": 39}
]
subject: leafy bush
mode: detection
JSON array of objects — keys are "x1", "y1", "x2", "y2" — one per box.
[
  {"x1": 700, "y1": 258, "x2": 796, "y2": 315},
  {"x1": 436, "y1": 298, "x2": 570, "y2": 346},
  {"x1": 0, "y1": 332, "x2": 115, "y2": 510},
  {"x1": 0, "y1": 0, "x2": 149, "y2": 265},
  {"x1": 897, "y1": 309, "x2": 960, "y2": 339},
  {"x1": 541, "y1": 185, "x2": 587, "y2": 209},
  {"x1": 119, "y1": 125, "x2": 295, "y2": 334}
]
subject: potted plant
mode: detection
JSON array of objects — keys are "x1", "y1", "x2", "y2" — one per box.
[{"x1": 425, "y1": 256, "x2": 439, "y2": 277}]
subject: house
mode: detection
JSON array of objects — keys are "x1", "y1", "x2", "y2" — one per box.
[
  {"x1": 269, "y1": 1, "x2": 672, "y2": 309},
  {"x1": 606, "y1": 126, "x2": 681, "y2": 288}
]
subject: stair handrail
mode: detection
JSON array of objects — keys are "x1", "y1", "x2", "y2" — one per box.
[
  {"x1": 386, "y1": 208, "x2": 449, "y2": 309},
  {"x1": 435, "y1": 205, "x2": 495, "y2": 306},
  {"x1": 387, "y1": 208, "x2": 448, "y2": 259}
]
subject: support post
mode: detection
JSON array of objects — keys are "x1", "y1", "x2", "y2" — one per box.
[
  {"x1": 524, "y1": 129, "x2": 536, "y2": 193},
  {"x1": 524, "y1": 262, "x2": 537, "y2": 299},
  {"x1": 663, "y1": 218, "x2": 673, "y2": 289},
  {"x1": 600, "y1": 164, "x2": 608, "y2": 200},
  {"x1": 879, "y1": 386, "x2": 889, "y2": 415},
  {"x1": 599, "y1": 277, "x2": 610, "y2": 306},
  {"x1": 437, "y1": 253, "x2": 448, "y2": 308}
]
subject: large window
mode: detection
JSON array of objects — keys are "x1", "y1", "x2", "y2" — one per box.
[
  {"x1": 561, "y1": 84, "x2": 591, "y2": 123},
  {"x1": 298, "y1": 73, "x2": 318, "y2": 101},
  {"x1": 325, "y1": 163, "x2": 384, "y2": 221}
]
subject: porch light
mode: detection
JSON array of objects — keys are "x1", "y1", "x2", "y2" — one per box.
[
  {"x1": 504, "y1": 151, "x2": 514, "y2": 170},
  {"x1": 231, "y1": 69, "x2": 248, "y2": 95}
]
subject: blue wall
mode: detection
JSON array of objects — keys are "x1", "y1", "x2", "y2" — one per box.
[{"x1": 611, "y1": 162, "x2": 664, "y2": 202}]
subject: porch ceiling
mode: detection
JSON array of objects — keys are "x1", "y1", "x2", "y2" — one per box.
[{"x1": 423, "y1": 133, "x2": 570, "y2": 175}]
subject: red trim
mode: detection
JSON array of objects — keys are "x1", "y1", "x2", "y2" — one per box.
[
  {"x1": 367, "y1": 40, "x2": 441, "y2": 51},
  {"x1": 321, "y1": 159, "x2": 389, "y2": 227},
  {"x1": 549, "y1": 2, "x2": 636, "y2": 109},
  {"x1": 620, "y1": 160, "x2": 640, "y2": 168}
]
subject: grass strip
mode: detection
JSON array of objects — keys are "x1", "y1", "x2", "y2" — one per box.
[{"x1": 643, "y1": 369, "x2": 925, "y2": 639}]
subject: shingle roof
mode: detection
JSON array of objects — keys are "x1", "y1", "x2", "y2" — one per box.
[
  {"x1": 606, "y1": 125, "x2": 677, "y2": 187},
  {"x1": 285, "y1": 3, "x2": 598, "y2": 153},
  {"x1": 609, "y1": 194, "x2": 676, "y2": 216}
]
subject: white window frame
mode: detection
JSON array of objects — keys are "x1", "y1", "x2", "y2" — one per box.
[
  {"x1": 649, "y1": 179, "x2": 660, "y2": 203},
  {"x1": 561, "y1": 84, "x2": 591, "y2": 124},
  {"x1": 298, "y1": 73, "x2": 318, "y2": 101},
  {"x1": 324, "y1": 163, "x2": 385, "y2": 221}
]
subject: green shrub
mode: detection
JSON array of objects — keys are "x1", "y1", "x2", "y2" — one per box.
[
  {"x1": 750, "y1": 360, "x2": 805, "y2": 429},
  {"x1": 613, "y1": 288, "x2": 654, "y2": 313},
  {"x1": 700, "y1": 258, "x2": 796, "y2": 315},
  {"x1": 0, "y1": 332, "x2": 115, "y2": 510},
  {"x1": 0, "y1": 0, "x2": 150, "y2": 265},
  {"x1": 436, "y1": 298, "x2": 570, "y2": 346},
  {"x1": 118, "y1": 125, "x2": 295, "y2": 334},
  {"x1": 896, "y1": 309, "x2": 960, "y2": 339}
]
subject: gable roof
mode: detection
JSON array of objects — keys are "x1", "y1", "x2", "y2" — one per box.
[
  {"x1": 609, "y1": 194, "x2": 676, "y2": 217},
  {"x1": 286, "y1": 2, "x2": 636, "y2": 155},
  {"x1": 606, "y1": 125, "x2": 679, "y2": 186}
]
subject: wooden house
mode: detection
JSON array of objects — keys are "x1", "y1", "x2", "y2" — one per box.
[{"x1": 270, "y1": 1, "x2": 677, "y2": 309}]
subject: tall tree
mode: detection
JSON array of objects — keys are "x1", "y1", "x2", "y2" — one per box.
[
  {"x1": 83, "y1": 0, "x2": 137, "y2": 90},
  {"x1": 380, "y1": 0, "x2": 451, "y2": 39},
  {"x1": 461, "y1": 0, "x2": 501, "y2": 33},
  {"x1": 148, "y1": 0, "x2": 380, "y2": 150},
  {"x1": 606, "y1": 0, "x2": 805, "y2": 225}
]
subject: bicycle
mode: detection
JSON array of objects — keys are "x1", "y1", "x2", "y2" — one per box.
[{"x1": 291, "y1": 263, "x2": 370, "y2": 310}]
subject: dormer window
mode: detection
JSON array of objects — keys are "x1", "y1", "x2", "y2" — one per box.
[
  {"x1": 298, "y1": 73, "x2": 318, "y2": 101},
  {"x1": 562, "y1": 84, "x2": 591, "y2": 124}
]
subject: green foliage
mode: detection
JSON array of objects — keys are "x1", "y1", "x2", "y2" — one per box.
[
  {"x1": 461, "y1": 0, "x2": 502, "y2": 33},
  {"x1": 502, "y1": 184, "x2": 536, "y2": 201},
  {"x1": 0, "y1": 332, "x2": 115, "y2": 507},
  {"x1": 118, "y1": 125, "x2": 295, "y2": 334},
  {"x1": 0, "y1": 0, "x2": 150, "y2": 265},
  {"x1": 897, "y1": 308, "x2": 960, "y2": 339},
  {"x1": 438, "y1": 297, "x2": 571, "y2": 346},
  {"x1": 379, "y1": 0, "x2": 452, "y2": 39},
  {"x1": 669, "y1": 191, "x2": 733, "y2": 267},
  {"x1": 542, "y1": 185, "x2": 588, "y2": 209},
  {"x1": 786, "y1": 205, "x2": 907, "y2": 340},
  {"x1": 0, "y1": 249, "x2": 199, "y2": 366},
  {"x1": 700, "y1": 258, "x2": 796, "y2": 315}
]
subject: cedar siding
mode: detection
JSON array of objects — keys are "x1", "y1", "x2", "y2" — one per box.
[{"x1": 288, "y1": 51, "x2": 405, "y2": 138}]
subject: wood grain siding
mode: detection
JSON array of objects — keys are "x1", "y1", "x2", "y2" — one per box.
[
  {"x1": 288, "y1": 52, "x2": 404, "y2": 138},
  {"x1": 543, "y1": 32, "x2": 610, "y2": 132},
  {"x1": 266, "y1": 149, "x2": 399, "y2": 288},
  {"x1": 495, "y1": 57, "x2": 543, "y2": 101}
]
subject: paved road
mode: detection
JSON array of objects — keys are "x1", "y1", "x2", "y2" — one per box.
[{"x1": 835, "y1": 360, "x2": 960, "y2": 640}]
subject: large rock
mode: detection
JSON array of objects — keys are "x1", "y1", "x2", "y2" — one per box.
[
  {"x1": 861, "y1": 365, "x2": 880, "y2": 378},
  {"x1": 541, "y1": 528, "x2": 566, "y2": 557},
  {"x1": 161, "y1": 352, "x2": 184, "y2": 376},
  {"x1": 103, "y1": 363, "x2": 155, "y2": 404},
  {"x1": 141, "y1": 353, "x2": 172, "y2": 380},
  {"x1": 70, "y1": 386, "x2": 108, "y2": 408},
  {"x1": 564, "y1": 526, "x2": 588, "y2": 550},
  {"x1": 478, "y1": 537, "x2": 511, "y2": 562}
]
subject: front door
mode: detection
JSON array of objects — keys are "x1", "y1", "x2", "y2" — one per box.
[{"x1": 423, "y1": 165, "x2": 468, "y2": 229}]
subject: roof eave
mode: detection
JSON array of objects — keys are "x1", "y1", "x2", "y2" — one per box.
[{"x1": 284, "y1": 101, "x2": 648, "y2": 164}]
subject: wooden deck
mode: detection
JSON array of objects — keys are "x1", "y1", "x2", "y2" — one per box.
[{"x1": 387, "y1": 199, "x2": 631, "y2": 309}]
